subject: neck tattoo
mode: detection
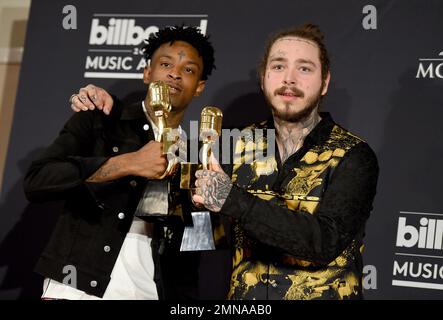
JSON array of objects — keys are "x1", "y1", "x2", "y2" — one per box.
[{"x1": 275, "y1": 113, "x2": 321, "y2": 163}]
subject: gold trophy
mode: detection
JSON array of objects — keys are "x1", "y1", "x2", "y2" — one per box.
[
  {"x1": 200, "y1": 106, "x2": 223, "y2": 169},
  {"x1": 180, "y1": 106, "x2": 223, "y2": 251},
  {"x1": 148, "y1": 81, "x2": 177, "y2": 179},
  {"x1": 135, "y1": 81, "x2": 179, "y2": 220},
  {"x1": 148, "y1": 80, "x2": 172, "y2": 135}
]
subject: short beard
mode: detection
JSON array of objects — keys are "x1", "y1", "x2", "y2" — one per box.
[{"x1": 268, "y1": 89, "x2": 322, "y2": 123}]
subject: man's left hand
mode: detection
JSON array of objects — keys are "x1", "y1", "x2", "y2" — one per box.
[{"x1": 192, "y1": 156, "x2": 232, "y2": 212}]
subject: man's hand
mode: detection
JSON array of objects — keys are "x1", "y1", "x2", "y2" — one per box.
[
  {"x1": 192, "y1": 156, "x2": 232, "y2": 212},
  {"x1": 70, "y1": 84, "x2": 114, "y2": 115},
  {"x1": 87, "y1": 141, "x2": 168, "y2": 182},
  {"x1": 130, "y1": 141, "x2": 169, "y2": 179}
]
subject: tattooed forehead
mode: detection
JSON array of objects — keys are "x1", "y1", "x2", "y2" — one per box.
[
  {"x1": 273, "y1": 37, "x2": 319, "y2": 50},
  {"x1": 271, "y1": 49, "x2": 286, "y2": 57},
  {"x1": 178, "y1": 50, "x2": 186, "y2": 60}
]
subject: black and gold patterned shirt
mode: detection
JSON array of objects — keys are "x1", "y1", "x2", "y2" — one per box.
[{"x1": 221, "y1": 112, "x2": 379, "y2": 300}]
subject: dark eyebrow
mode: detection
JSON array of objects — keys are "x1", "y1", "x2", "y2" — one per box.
[
  {"x1": 297, "y1": 58, "x2": 317, "y2": 67},
  {"x1": 158, "y1": 54, "x2": 201, "y2": 70},
  {"x1": 186, "y1": 61, "x2": 201, "y2": 68},
  {"x1": 268, "y1": 56, "x2": 287, "y2": 63},
  {"x1": 268, "y1": 56, "x2": 317, "y2": 68}
]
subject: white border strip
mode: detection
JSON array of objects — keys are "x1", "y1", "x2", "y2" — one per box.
[
  {"x1": 84, "y1": 72, "x2": 143, "y2": 79},
  {"x1": 88, "y1": 49, "x2": 133, "y2": 53},
  {"x1": 395, "y1": 252, "x2": 443, "y2": 259},
  {"x1": 0, "y1": 47, "x2": 23, "y2": 64},
  {"x1": 392, "y1": 280, "x2": 443, "y2": 290},
  {"x1": 399, "y1": 211, "x2": 443, "y2": 217}
]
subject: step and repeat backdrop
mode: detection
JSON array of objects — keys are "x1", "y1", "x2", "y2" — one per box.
[{"x1": 0, "y1": 0, "x2": 442, "y2": 299}]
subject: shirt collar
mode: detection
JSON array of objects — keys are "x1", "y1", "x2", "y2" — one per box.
[
  {"x1": 304, "y1": 112, "x2": 335, "y2": 146},
  {"x1": 138, "y1": 101, "x2": 183, "y2": 138},
  {"x1": 142, "y1": 100, "x2": 159, "y2": 134}
]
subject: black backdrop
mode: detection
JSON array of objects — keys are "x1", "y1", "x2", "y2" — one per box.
[{"x1": 1, "y1": 0, "x2": 443, "y2": 299}]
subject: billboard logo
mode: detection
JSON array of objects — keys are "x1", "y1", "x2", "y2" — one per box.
[
  {"x1": 392, "y1": 211, "x2": 443, "y2": 290},
  {"x1": 84, "y1": 14, "x2": 208, "y2": 79},
  {"x1": 89, "y1": 18, "x2": 208, "y2": 46},
  {"x1": 396, "y1": 217, "x2": 443, "y2": 249},
  {"x1": 89, "y1": 19, "x2": 159, "y2": 46},
  {"x1": 416, "y1": 52, "x2": 443, "y2": 78}
]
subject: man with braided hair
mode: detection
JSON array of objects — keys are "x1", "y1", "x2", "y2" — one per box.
[
  {"x1": 192, "y1": 23, "x2": 379, "y2": 300},
  {"x1": 24, "y1": 26, "x2": 215, "y2": 300}
]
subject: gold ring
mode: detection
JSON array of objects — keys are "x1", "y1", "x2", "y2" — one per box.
[{"x1": 69, "y1": 94, "x2": 77, "y2": 104}]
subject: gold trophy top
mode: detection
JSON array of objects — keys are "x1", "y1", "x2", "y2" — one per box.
[
  {"x1": 148, "y1": 81, "x2": 172, "y2": 116},
  {"x1": 200, "y1": 106, "x2": 223, "y2": 142}
]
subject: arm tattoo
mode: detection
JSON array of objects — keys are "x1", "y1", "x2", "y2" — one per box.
[
  {"x1": 86, "y1": 163, "x2": 120, "y2": 182},
  {"x1": 199, "y1": 170, "x2": 232, "y2": 212}
]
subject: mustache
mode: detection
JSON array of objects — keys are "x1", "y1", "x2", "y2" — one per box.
[
  {"x1": 274, "y1": 86, "x2": 305, "y2": 98},
  {"x1": 165, "y1": 81, "x2": 182, "y2": 92}
]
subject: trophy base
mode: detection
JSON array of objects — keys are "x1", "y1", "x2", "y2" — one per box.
[{"x1": 180, "y1": 211, "x2": 215, "y2": 252}]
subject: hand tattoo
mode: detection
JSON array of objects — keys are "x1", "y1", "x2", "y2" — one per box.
[{"x1": 196, "y1": 169, "x2": 232, "y2": 212}]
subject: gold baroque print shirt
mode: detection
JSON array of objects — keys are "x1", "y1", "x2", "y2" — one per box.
[{"x1": 221, "y1": 113, "x2": 379, "y2": 300}]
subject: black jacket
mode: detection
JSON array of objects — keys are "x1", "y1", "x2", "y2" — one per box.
[{"x1": 23, "y1": 102, "x2": 199, "y2": 299}]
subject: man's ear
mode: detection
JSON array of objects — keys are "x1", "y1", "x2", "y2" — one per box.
[
  {"x1": 321, "y1": 71, "x2": 331, "y2": 96},
  {"x1": 194, "y1": 80, "x2": 206, "y2": 97},
  {"x1": 143, "y1": 66, "x2": 151, "y2": 85}
]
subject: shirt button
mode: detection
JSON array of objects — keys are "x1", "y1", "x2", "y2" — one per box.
[
  {"x1": 112, "y1": 146, "x2": 119, "y2": 153},
  {"x1": 129, "y1": 180, "x2": 137, "y2": 187},
  {"x1": 90, "y1": 280, "x2": 97, "y2": 287},
  {"x1": 118, "y1": 212, "x2": 125, "y2": 220},
  {"x1": 143, "y1": 124, "x2": 150, "y2": 131},
  {"x1": 104, "y1": 245, "x2": 111, "y2": 253}
]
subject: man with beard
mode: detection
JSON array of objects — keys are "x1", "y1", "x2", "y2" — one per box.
[
  {"x1": 192, "y1": 23, "x2": 379, "y2": 300},
  {"x1": 24, "y1": 26, "x2": 215, "y2": 300}
]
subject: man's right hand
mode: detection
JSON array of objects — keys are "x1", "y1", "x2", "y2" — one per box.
[
  {"x1": 87, "y1": 141, "x2": 168, "y2": 183},
  {"x1": 70, "y1": 84, "x2": 114, "y2": 115},
  {"x1": 129, "y1": 141, "x2": 168, "y2": 179}
]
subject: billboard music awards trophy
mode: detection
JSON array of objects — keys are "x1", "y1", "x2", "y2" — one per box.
[
  {"x1": 135, "y1": 80, "x2": 179, "y2": 221},
  {"x1": 180, "y1": 107, "x2": 223, "y2": 251}
]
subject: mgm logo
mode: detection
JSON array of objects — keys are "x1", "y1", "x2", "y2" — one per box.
[{"x1": 416, "y1": 52, "x2": 443, "y2": 79}]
